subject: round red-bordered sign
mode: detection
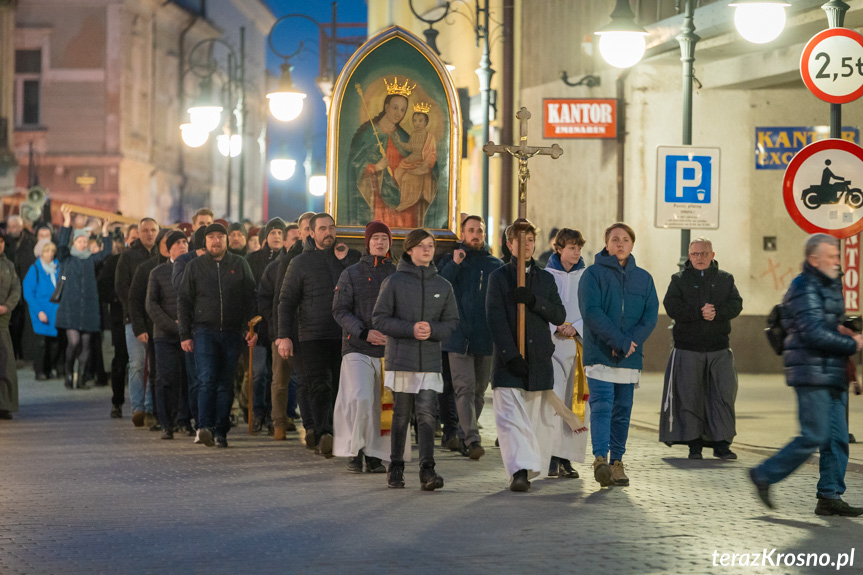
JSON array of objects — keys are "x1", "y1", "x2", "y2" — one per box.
[
  {"x1": 801, "y1": 28, "x2": 863, "y2": 105},
  {"x1": 783, "y1": 139, "x2": 863, "y2": 238}
]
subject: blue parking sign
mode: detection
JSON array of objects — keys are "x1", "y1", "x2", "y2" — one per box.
[
  {"x1": 664, "y1": 155, "x2": 712, "y2": 203},
  {"x1": 656, "y1": 146, "x2": 720, "y2": 230}
]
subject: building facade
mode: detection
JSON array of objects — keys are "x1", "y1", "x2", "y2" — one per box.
[{"x1": 12, "y1": 0, "x2": 273, "y2": 223}]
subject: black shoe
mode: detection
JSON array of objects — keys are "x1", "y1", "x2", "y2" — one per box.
[
  {"x1": 713, "y1": 448, "x2": 737, "y2": 460},
  {"x1": 215, "y1": 436, "x2": 228, "y2": 448},
  {"x1": 304, "y1": 430, "x2": 317, "y2": 450},
  {"x1": 510, "y1": 469, "x2": 531, "y2": 492},
  {"x1": 749, "y1": 468, "x2": 774, "y2": 509},
  {"x1": 365, "y1": 456, "x2": 386, "y2": 474},
  {"x1": 0, "y1": 410, "x2": 12, "y2": 420},
  {"x1": 442, "y1": 436, "x2": 461, "y2": 451},
  {"x1": 35, "y1": 372, "x2": 48, "y2": 381},
  {"x1": 548, "y1": 457, "x2": 560, "y2": 477},
  {"x1": 457, "y1": 441, "x2": 470, "y2": 457},
  {"x1": 161, "y1": 429, "x2": 174, "y2": 440},
  {"x1": 495, "y1": 438, "x2": 500, "y2": 448},
  {"x1": 251, "y1": 416, "x2": 264, "y2": 433},
  {"x1": 815, "y1": 497, "x2": 863, "y2": 517},
  {"x1": 266, "y1": 419, "x2": 274, "y2": 436},
  {"x1": 419, "y1": 465, "x2": 445, "y2": 491},
  {"x1": 347, "y1": 454, "x2": 364, "y2": 474},
  {"x1": 317, "y1": 433, "x2": 334, "y2": 458},
  {"x1": 149, "y1": 422, "x2": 162, "y2": 432},
  {"x1": 110, "y1": 405, "x2": 122, "y2": 419},
  {"x1": 467, "y1": 441, "x2": 485, "y2": 460},
  {"x1": 387, "y1": 464, "x2": 405, "y2": 488},
  {"x1": 688, "y1": 450, "x2": 703, "y2": 460},
  {"x1": 558, "y1": 458, "x2": 579, "y2": 479},
  {"x1": 95, "y1": 377, "x2": 109, "y2": 387}
]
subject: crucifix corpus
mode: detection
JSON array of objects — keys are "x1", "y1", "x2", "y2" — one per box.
[
  {"x1": 483, "y1": 106, "x2": 563, "y2": 356},
  {"x1": 483, "y1": 109, "x2": 584, "y2": 434}
]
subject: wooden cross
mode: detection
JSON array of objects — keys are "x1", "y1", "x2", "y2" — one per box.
[{"x1": 483, "y1": 107, "x2": 563, "y2": 356}]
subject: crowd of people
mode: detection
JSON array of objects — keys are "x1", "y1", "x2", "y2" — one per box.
[{"x1": 0, "y1": 206, "x2": 859, "y2": 516}]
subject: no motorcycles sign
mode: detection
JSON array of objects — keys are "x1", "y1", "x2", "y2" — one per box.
[{"x1": 783, "y1": 139, "x2": 863, "y2": 238}]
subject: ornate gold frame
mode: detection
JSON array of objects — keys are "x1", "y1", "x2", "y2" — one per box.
[{"x1": 325, "y1": 25, "x2": 462, "y2": 241}]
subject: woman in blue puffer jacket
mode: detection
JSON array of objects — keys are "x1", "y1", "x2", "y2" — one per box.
[
  {"x1": 22, "y1": 238, "x2": 60, "y2": 380},
  {"x1": 579, "y1": 223, "x2": 658, "y2": 488}
]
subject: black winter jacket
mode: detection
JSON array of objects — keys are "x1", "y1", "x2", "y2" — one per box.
[
  {"x1": 487, "y1": 259, "x2": 566, "y2": 392},
  {"x1": 177, "y1": 251, "x2": 257, "y2": 341},
  {"x1": 146, "y1": 261, "x2": 180, "y2": 341},
  {"x1": 333, "y1": 254, "x2": 396, "y2": 358},
  {"x1": 782, "y1": 262, "x2": 857, "y2": 390},
  {"x1": 663, "y1": 260, "x2": 743, "y2": 352},
  {"x1": 115, "y1": 239, "x2": 156, "y2": 324},
  {"x1": 129, "y1": 254, "x2": 168, "y2": 337},
  {"x1": 277, "y1": 237, "x2": 360, "y2": 342},
  {"x1": 247, "y1": 245, "x2": 284, "y2": 284},
  {"x1": 55, "y1": 227, "x2": 112, "y2": 333},
  {"x1": 372, "y1": 256, "x2": 459, "y2": 373},
  {"x1": 258, "y1": 253, "x2": 285, "y2": 344},
  {"x1": 438, "y1": 243, "x2": 503, "y2": 356},
  {"x1": 247, "y1": 244, "x2": 284, "y2": 345}
]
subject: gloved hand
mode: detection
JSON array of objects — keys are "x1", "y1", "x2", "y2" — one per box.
[
  {"x1": 506, "y1": 355, "x2": 529, "y2": 377},
  {"x1": 514, "y1": 287, "x2": 536, "y2": 308}
]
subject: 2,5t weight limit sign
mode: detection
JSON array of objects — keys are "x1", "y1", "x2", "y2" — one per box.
[{"x1": 801, "y1": 28, "x2": 863, "y2": 104}]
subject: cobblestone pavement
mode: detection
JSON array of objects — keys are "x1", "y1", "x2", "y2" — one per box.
[{"x1": 2, "y1": 373, "x2": 863, "y2": 575}]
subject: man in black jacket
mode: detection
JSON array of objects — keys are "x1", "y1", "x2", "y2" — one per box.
[
  {"x1": 244, "y1": 218, "x2": 286, "y2": 433},
  {"x1": 259, "y1": 219, "x2": 308, "y2": 440},
  {"x1": 115, "y1": 217, "x2": 159, "y2": 426},
  {"x1": 660, "y1": 237, "x2": 743, "y2": 460},
  {"x1": 146, "y1": 231, "x2": 189, "y2": 440},
  {"x1": 179, "y1": 223, "x2": 257, "y2": 448},
  {"x1": 277, "y1": 213, "x2": 360, "y2": 457}
]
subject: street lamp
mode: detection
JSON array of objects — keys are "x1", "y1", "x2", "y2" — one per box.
[
  {"x1": 217, "y1": 133, "x2": 242, "y2": 158},
  {"x1": 187, "y1": 77, "x2": 224, "y2": 133},
  {"x1": 308, "y1": 174, "x2": 327, "y2": 196},
  {"x1": 267, "y1": 62, "x2": 307, "y2": 121},
  {"x1": 270, "y1": 158, "x2": 296, "y2": 181},
  {"x1": 180, "y1": 123, "x2": 209, "y2": 148},
  {"x1": 729, "y1": 0, "x2": 790, "y2": 44},
  {"x1": 595, "y1": 0, "x2": 649, "y2": 69}
]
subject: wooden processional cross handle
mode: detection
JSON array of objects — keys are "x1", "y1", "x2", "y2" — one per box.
[{"x1": 482, "y1": 107, "x2": 563, "y2": 357}]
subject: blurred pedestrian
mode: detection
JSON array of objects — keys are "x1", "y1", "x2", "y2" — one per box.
[
  {"x1": 0, "y1": 228, "x2": 21, "y2": 419},
  {"x1": 22, "y1": 239, "x2": 60, "y2": 381}
]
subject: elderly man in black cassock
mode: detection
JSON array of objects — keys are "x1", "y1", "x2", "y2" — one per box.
[{"x1": 659, "y1": 237, "x2": 743, "y2": 460}]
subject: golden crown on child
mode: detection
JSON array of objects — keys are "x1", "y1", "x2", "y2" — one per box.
[
  {"x1": 383, "y1": 76, "x2": 416, "y2": 97},
  {"x1": 413, "y1": 102, "x2": 431, "y2": 114}
]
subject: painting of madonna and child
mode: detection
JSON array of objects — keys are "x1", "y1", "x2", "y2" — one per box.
[{"x1": 329, "y1": 28, "x2": 461, "y2": 235}]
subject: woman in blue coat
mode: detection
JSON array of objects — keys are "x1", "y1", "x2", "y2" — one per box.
[
  {"x1": 22, "y1": 239, "x2": 61, "y2": 380},
  {"x1": 579, "y1": 223, "x2": 658, "y2": 488},
  {"x1": 54, "y1": 207, "x2": 112, "y2": 389}
]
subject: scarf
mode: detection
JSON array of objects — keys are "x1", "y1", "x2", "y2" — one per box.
[
  {"x1": 40, "y1": 258, "x2": 57, "y2": 279},
  {"x1": 70, "y1": 247, "x2": 91, "y2": 260}
]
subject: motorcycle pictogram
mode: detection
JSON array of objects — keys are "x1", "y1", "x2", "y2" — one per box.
[{"x1": 801, "y1": 159, "x2": 863, "y2": 210}]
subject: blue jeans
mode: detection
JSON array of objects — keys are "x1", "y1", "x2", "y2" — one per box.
[
  {"x1": 126, "y1": 324, "x2": 152, "y2": 413},
  {"x1": 753, "y1": 387, "x2": 848, "y2": 500},
  {"x1": 184, "y1": 350, "x2": 199, "y2": 428},
  {"x1": 194, "y1": 328, "x2": 243, "y2": 439},
  {"x1": 588, "y1": 378, "x2": 635, "y2": 461}
]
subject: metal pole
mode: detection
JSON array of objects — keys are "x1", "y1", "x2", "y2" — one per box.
[
  {"x1": 238, "y1": 26, "x2": 246, "y2": 221},
  {"x1": 226, "y1": 54, "x2": 233, "y2": 219},
  {"x1": 331, "y1": 2, "x2": 337, "y2": 91},
  {"x1": 676, "y1": 0, "x2": 699, "y2": 271},
  {"x1": 476, "y1": 0, "x2": 494, "y2": 226}
]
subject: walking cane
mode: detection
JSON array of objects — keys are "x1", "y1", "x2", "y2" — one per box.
[{"x1": 247, "y1": 316, "x2": 262, "y2": 435}]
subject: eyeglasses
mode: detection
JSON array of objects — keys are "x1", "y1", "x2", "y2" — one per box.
[{"x1": 689, "y1": 251, "x2": 711, "y2": 258}]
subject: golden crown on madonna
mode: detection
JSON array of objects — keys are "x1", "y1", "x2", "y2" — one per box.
[{"x1": 383, "y1": 76, "x2": 416, "y2": 97}]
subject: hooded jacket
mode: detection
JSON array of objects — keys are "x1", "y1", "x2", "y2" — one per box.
[
  {"x1": 544, "y1": 252, "x2": 586, "y2": 337},
  {"x1": 129, "y1": 252, "x2": 168, "y2": 337},
  {"x1": 333, "y1": 253, "x2": 396, "y2": 358},
  {"x1": 277, "y1": 236, "x2": 360, "y2": 342},
  {"x1": 781, "y1": 262, "x2": 857, "y2": 389},
  {"x1": 372, "y1": 255, "x2": 459, "y2": 373},
  {"x1": 177, "y1": 250, "x2": 257, "y2": 341},
  {"x1": 663, "y1": 259, "x2": 742, "y2": 352},
  {"x1": 146, "y1": 260, "x2": 180, "y2": 341},
  {"x1": 55, "y1": 227, "x2": 112, "y2": 333},
  {"x1": 115, "y1": 238, "x2": 157, "y2": 324},
  {"x1": 578, "y1": 249, "x2": 659, "y2": 371},
  {"x1": 437, "y1": 242, "x2": 503, "y2": 356},
  {"x1": 22, "y1": 258, "x2": 58, "y2": 337},
  {"x1": 486, "y1": 258, "x2": 566, "y2": 391}
]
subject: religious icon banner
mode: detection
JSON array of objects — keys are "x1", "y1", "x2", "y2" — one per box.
[{"x1": 327, "y1": 26, "x2": 462, "y2": 240}]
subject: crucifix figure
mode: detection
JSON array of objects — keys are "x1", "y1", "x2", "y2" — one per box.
[{"x1": 483, "y1": 107, "x2": 563, "y2": 356}]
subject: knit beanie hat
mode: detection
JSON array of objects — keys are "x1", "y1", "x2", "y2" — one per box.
[
  {"x1": 73, "y1": 229, "x2": 90, "y2": 241},
  {"x1": 204, "y1": 223, "x2": 228, "y2": 237},
  {"x1": 227, "y1": 222, "x2": 246, "y2": 238},
  {"x1": 192, "y1": 226, "x2": 208, "y2": 249},
  {"x1": 364, "y1": 220, "x2": 392, "y2": 252},
  {"x1": 264, "y1": 217, "x2": 286, "y2": 236},
  {"x1": 165, "y1": 230, "x2": 187, "y2": 252}
]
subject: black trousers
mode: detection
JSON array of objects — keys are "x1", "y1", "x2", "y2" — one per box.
[
  {"x1": 33, "y1": 335, "x2": 61, "y2": 377},
  {"x1": 438, "y1": 352, "x2": 458, "y2": 440},
  {"x1": 108, "y1": 303, "x2": 127, "y2": 407},
  {"x1": 154, "y1": 338, "x2": 187, "y2": 431},
  {"x1": 298, "y1": 339, "x2": 342, "y2": 438}
]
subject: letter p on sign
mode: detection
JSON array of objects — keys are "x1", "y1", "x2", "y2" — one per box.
[{"x1": 664, "y1": 155, "x2": 712, "y2": 204}]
